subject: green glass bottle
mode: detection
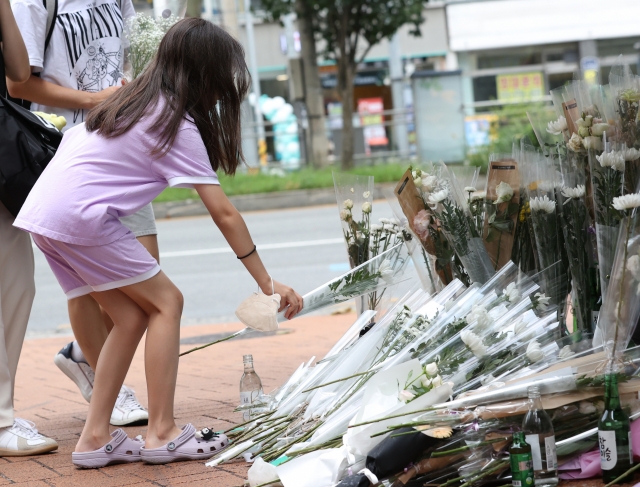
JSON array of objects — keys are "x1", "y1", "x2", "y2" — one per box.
[
  {"x1": 511, "y1": 431, "x2": 535, "y2": 487},
  {"x1": 598, "y1": 373, "x2": 633, "y2": 484}
]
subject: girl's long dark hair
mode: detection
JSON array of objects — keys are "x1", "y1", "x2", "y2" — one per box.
[{"x1": 86, "y1": 18, "x2": 250, "y2": 175}]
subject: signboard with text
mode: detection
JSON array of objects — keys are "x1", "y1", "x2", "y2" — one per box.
[{"x1": 496, "y1": 72, "x2": 544, "y2": 102}]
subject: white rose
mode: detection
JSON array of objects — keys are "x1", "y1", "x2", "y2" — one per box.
[
  {"x1": 575, "y1": 117, "x2": 587, "y2": 128},
  {"x1": 414, "y1": 177, "x2": 423, "y2": 187},
  {"x1": 398, "y1": 390, "x2": 415, "y2": 403},
  {"x1": 431, "y1": 375, "x2": 442, "y2": 387},
  {"x1": 343, "y1": 199, "x2": 354, "y2": 210},
  {"x1": 425, "y1": 362, "x2": 439, "y2": 377},
  {"x1": 420, "y1": 376, "x2": 432, "y2": 388},
  {"x1": 579, "y1": 401, "x2": 597, "y2": 415},
  {"x1": 362, "y1": 201, "x2": 372, "y2": 214},
  {"x1": 585, "y1": 115, "x2": 593, "y2": 127},
  {"x1": 526, "y1": 340, "x2": 544, "y2": 363},
  {"x1": 460, "y1": 330, "x2": 487, "y2": 358},
  {"x1": 567, "y1": 133, "x2": 583, "y2": 152},
  {"x1": 578, "y1": 126, "x2": 591, "y2": 138},
  {"x1": 495, "y1": 181, "x2": 514, "y2": 204},
  {"x1": 558, "y1": 345, "x2": 575, "y2": 360}
]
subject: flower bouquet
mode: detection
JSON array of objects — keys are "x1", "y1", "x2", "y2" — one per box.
[
  {"x1": 429, "y1": 162, "x2": 495, "y2": 285},
  {"x1": 123, "y1": 12, "x2": 180, "y2": 80},
  {"x1": 483, "y1": 154, "x2": 520, "y2": 271}
]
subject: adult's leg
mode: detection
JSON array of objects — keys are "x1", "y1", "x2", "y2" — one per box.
[
  {"x1": 0, "y1": 204, "x2": 35, "y2": 427},
  {"x1": 67, "y1": 296, "x2": 107, "y2": 370},
  {"x1": 75, "y1": 271, "x2": 183, "y2": 452}
]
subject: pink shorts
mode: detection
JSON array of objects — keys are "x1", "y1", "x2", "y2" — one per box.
[{"x1": 32, "y1": 232, "x2": 161, "y2": 299}]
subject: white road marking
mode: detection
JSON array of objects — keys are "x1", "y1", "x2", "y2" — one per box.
[{"x1": 159, "y1": 237, "x2": 344, "y2": 258}]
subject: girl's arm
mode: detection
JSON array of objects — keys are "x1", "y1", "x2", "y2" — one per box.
[
  {"x1": 0, "y1": 0, "x2": 30, "y2": 82},
  {"x1": 195, "y1": 184, "x2": 303, "y2": 320},
  {"x1": 7, "y1": 75, "x2": 121, "y2": 109}
]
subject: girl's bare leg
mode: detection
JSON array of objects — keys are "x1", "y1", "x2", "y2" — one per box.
[{"x1": 74, "y1": 271, "x2": 183, "y2": 452}]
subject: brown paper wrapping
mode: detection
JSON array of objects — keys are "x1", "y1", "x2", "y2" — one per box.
[
  {"x1": 483, "y1": 159, "x2": 520, "y2": 270},
  {"x1": 562, "y1": 99, "x2": 580, "y2": 135}
]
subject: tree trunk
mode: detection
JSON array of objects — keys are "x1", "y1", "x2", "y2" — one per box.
[
  {"x1": 339, "y1": 58, "x2": 355, "y2": 170},
  {"x1": 295, "y1": 0, "x2": 329, "y2": 167}
]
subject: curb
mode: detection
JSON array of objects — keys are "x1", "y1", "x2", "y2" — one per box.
[{"x1": 152, "y1": 184, "x2": 395, "y2": 218}]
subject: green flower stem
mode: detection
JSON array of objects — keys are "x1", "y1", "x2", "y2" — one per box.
[
  {"x1": 179, "y1": 329, "x2": 248, "y2": 356},
  {"x1": 348, "y1": 407, "x2": 436, "y2": 428},
  {"x1": 457, "y1": 460, "x2": 509, "y2": 487},
  {"x1": 302, "y1": 370, "x2": 370, "y2": 393},
  {"x1": 431, "y1": 437, "x2": 510, "y2": 457},
  {"x1": 604, "y1": 460, "x2": 640, "y2": 486},
  {"x1": 223, "y1": 410, "x2": 275, "y2": 434}
]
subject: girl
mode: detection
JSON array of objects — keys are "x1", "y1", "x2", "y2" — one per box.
[{"x1": 14, "y1": 18, "x2": 303, "y2": 467}]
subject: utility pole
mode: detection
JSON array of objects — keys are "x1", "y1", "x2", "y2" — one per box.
[
  {"x1": 389, "y1": 32, "x2": 409, "y2": 158},
  {"x1": 243, "y1": 0, "x2": 267, "y2": 167}
]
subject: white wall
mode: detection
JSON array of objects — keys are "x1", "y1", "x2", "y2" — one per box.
[{"x1": 447, "y1": 0, "x2": 640, "y2": 52}]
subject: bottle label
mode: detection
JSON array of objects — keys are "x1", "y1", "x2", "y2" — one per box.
[
  {"x1": 240, "y1": 390, "x2": 262, "y2": 421},
  {"x1": 525, "y1": 434, "x2": 542, "y2": 471},
  {"x1": 599, "y1": 430, "x2": 618, "y2": 470},
  {"x1": 510, "y1": 453, "x2": 534, "y2": 487},
  {"x1": 545, "y1": 435, "x2": 557, "y2": 470}
]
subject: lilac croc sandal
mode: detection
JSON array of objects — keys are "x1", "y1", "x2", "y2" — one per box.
[
  {"x1": 72, "y1": 429, "x2": 144, "y2": 468},
  {"x1": 140, "y1": 424, "x2": 229, "y2": 464}
]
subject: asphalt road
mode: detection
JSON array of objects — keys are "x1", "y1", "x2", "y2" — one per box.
[{"x1": 28, "y1": 203, "x2": 405, "y2": 337}]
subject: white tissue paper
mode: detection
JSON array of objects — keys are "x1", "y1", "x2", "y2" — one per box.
[
  {"x1": 277, "y1": 447, "x2": 349, "y2": 487},
  {"x1": 248, "y1": 457, "x2": 280, "y2": 487}
]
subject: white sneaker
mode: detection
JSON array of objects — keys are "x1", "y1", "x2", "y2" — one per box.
[
  {"x1": 54, "y1": 342, "x2": 94, "y2": 402},
  {"x1": 110, "y1": 385, "x2": 149, "y2": 426},
  {"x1": 0, "y1": 418, "x2": 58, "y2": 456}
]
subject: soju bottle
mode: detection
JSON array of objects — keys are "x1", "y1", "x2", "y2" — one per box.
[
  {"x1": 239, "y1": 354, "x2": 263, "y2": 421},
  {"x1": 510, "y1": 431, "x2": 535, "y2": 487},
  {"x1": 599, "y1": 373, "x2": 632, "y2": 484},
  {"x1": 522, "y1": 386, "x2": 558, "y2": 487}
]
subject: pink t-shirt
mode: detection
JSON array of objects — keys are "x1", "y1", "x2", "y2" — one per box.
[{"x1": 14, "y1": 108, "x2": 219, "y2": 246}]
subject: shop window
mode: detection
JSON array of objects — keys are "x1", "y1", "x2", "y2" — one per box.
[
  {"x1": 473, "y1": 76, "x2": 497, "y2": 102},
  {"x1": 597, "y1": 37, "x2": 640, "y2": 57},
  {"x1": 547, "y1": 72, "x2": 574, "y2": 91},
  {"x1": 477, "y1": 50, "x2": 542, "y2": 70}
]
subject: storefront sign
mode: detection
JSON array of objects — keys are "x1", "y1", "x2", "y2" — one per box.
[
  {"x1": 496, "y1": 72, "x2": 544, "y2": 102},
  {"x1": 357, "y1": 98, "x2": 388, "y2": 149}
]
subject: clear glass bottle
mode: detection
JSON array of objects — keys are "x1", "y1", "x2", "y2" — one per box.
[
  {"x1": 522, "y1": 386, "x2": 558, "y2": 487},
  {"x1": 510, "y1": 431, "x2": 535, "y2": 487},
  {"x1": 239, "y1": 354, "x2": 263, "y2": 421},
  {"x1": 598, "y1": 372, "x2": 633, "y2": 484}
]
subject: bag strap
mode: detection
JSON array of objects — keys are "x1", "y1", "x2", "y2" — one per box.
[{"x1": 43, "y1": 0, "x2": 58, "y2": 52}]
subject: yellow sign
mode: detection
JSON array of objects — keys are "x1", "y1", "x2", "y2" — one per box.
[{"x1": 496, "y1": 72, "x2": 544, "y2": 102}]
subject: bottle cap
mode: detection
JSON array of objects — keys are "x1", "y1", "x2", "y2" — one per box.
[
  {"x1": 243, "y1": 354, "x2": 253, "y2": 363},
  {"x1": 527, "y1": 385, "x2": 540, "y2": 398}
]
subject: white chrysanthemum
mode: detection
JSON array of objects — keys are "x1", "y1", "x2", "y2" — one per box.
[
  {"x1": 422, "y1": 175, "x2": 438, "y2": 192},
  {"x1": 378, "y1": 259, "x2": 394, "y2": 283},
  {"x1": 561, "y1": 185, "x2": 586, "y2": 200},
  {"x1": 466, "y1": 305, "x2": 493, "y2": 331},
  {"x1": 495, "y1": 181, "x2": 514, "y2": 204},
  {"x1": 546, "y1": 116, "x2": 567, "y2": 135},
  {"x1": 559, "y1": 345, "x2": 575, "y2": 360},
  {"x1": 514, "y1": 319, "x2": 527, "y2": 335},
  {"x1": 526, "y1": 340, "x2": 544, "y2": 363},
  {"x1": 339, "y1": 209, "x2": 351, "y2": 221},
  {"x1": 596, "y1": 152, "x2": 625, "y2": 172},
  {"x1": 363, "y1": 191, "x2": 371, "y2": 199},
  {"x1": 530, "y1": 195, "x2": 556, "y2": 213},
  {"x1": 370, "y1": 223, "x2": 383, "y2": 233},
  {"x1": 623, "y1": 147, "x2": 640, "y2": 161},
  {"x1": 503, "y1": 282, "x2": 520, "y2": 303},
  {"x1": 534, "y1": 292, "x2": 550, "y2": 312},
  {"x1": 464, "y1": 186, "x2": 477, "y2": 193},
  {"x1": 612, "y1": 193, "x2": 640, "y2": 211},
  {"x1": 362, "y1": 201, "x2": 372, "y2": 214},
  {"x1": 343, "y1": 199, "x2": 354, "y2": 210},
  {"x1": 471, "y1": 191, "x2": 486, "y2": 201},
  {"x1": 428, "y1": 189, "x2": 449, "y2": 206},
  {"x1": 460, "y1": 330, "x2": 487, "y2": 358}
]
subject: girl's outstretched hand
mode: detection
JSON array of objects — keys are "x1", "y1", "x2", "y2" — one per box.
[{"x1": 265, "y1": 280, "x2": 303, "y2": 320}]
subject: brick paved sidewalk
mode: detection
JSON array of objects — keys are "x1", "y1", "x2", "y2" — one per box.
[{"x1": 6, "y1": 313, "x2": 356, "y2": 486}]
